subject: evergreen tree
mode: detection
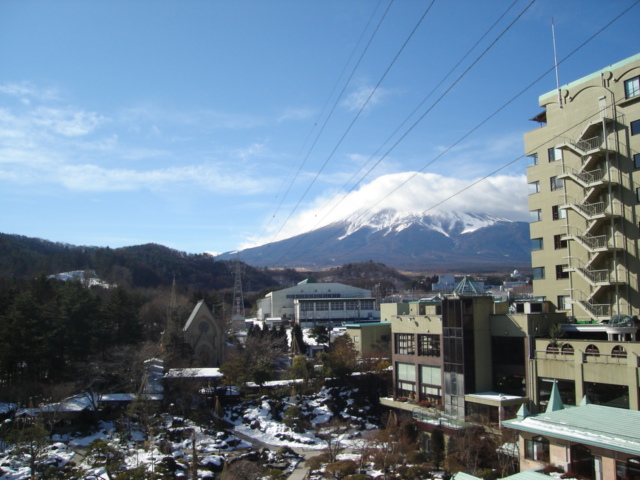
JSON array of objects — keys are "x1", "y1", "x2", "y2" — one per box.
[{"x1": 290, "y1": 324, "x2": 307, "y2": 355}]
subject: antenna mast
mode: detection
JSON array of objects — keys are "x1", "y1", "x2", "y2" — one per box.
[{"x1": 552, "y1": 17, "x2": 562, "y2": 108}]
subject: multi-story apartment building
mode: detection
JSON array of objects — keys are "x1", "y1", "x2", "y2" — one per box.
[
  {"x1": 526, "y1": 53, "x2": 640, "y2": 321},
  {"x1": 379, "y1": 297, "x2": 563, "y2": 430}
]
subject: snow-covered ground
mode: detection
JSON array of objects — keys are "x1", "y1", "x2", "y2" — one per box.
[
  {"x1": 0, "y1": 416, "x2": 251, "y2": 480},
  {"x1": 226, "y1": 385, "x2": 380, "y2": 456},
  {"x1": 0, "y1": 385, "x2": 378, "y2": 480}
]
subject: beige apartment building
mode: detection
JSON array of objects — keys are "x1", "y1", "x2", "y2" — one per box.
[{"x1": 526, "y1": 53, "x2": 640, "y2": 322}]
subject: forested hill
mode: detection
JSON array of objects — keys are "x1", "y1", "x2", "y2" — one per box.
[{"x1": 0, "y1": 233, "x2": 277, "y2": 291}]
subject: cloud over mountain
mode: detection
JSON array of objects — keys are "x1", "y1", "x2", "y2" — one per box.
[{"x1": 250, "y1": 171, "x2": 528, "y2": 248}]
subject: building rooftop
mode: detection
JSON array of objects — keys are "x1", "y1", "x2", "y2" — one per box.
[
  {"x1": 540, "y1": 52, "x2": 640, "y2": 102},
  {"x1": 344, "y1": 322, "x2": 391, "y2": 328},
  {"x1": 504, "y1": 403, "x2": 640, "y2": 456}
]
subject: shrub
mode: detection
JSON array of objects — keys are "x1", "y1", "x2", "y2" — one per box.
[
  {"x1": 306, "y1": 452, "x2": 332, "y2": 472},
  {"x1": 406, "y1": 450, "x2": 428, "y2": 465},
  {"x1": 404, "y1": 465, "x2": 432, "y2": 479},
  {"x1": 542, "y1": 464, "x2": 565, "y2": 474},
  {"x1": 324, "y1": 459, "x2": 358, "y2": 479},
  {"x1": 282, "y1": 405, "x2": 310, "y2": 433},
  {"x1": 475, "y1": 468, "x2": 499, "y2": 480}
]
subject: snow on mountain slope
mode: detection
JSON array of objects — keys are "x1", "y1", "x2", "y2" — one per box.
[{"x1": 338, "y1": 209, "x2": 511, "y2": 240}]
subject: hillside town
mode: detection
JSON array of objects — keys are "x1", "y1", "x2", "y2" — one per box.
[{"x1": 2, "y1": 4, "x2": 640, "y2": 480}]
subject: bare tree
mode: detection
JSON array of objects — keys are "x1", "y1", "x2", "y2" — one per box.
[{"x1": 315, "y1": 418, "x2": 351, "y2": 463}]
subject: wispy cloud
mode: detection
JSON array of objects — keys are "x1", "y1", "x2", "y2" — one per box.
[
  {"x1": 120, "y1": 104, "x2": 267, "y2": 131},
  {"x1": 0, "y1": 83, "x2": 284, "y2": 194},
  {"x1": 30, "y1": 107, "x2": 106, "y2": 137},
  {"x1": 0, "y1": 82, "x2": 60, "y2": 103},
  {"x1": 277, "y1": 107, "x2": 315, "y2": 122},
  {"x1": 341, "y1": 83, "x2": 390, "y2": 112},
  {"x1": 51, "y1": 163, "x2": 267, "y2": 193}
]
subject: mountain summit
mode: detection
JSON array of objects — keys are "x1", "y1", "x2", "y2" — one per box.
[{"x1": 218, "y1": 209, "x2": 530, "y2": 271}]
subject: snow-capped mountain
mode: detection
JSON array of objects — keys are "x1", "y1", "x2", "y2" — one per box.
[{"x1": 217, "y1": 209, "x2": 531, "y2": 271}]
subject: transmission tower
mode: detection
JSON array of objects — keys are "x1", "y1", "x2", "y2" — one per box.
[{"x1": 232, "y1": 258, "x2": 246, "y2": 329}]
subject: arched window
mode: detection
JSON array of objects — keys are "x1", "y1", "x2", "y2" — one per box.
[
  {"x1": 612, "y1": 345, "x2": 627, "y2": 358},
  {"x1": 585, "y1": 344, "x2": 600, "y2": 356},
  {"x1": 525, "y1": 436, "x2": 549, "y2": 462},
  {"x1": 561, "y1": 344, "x2": 574, "y2": 355},
  {"x1": 546, "y1": 343, "x2": 559, "y2": 354}
]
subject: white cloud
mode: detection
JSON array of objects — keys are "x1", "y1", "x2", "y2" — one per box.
[
  {"x1": 254, "y1": 171, "x2": 528, "y2": 245},
  {"x1": 30, "y1": 107, "x2": 106, "y2": 137},
  {"x1": 277, "y1": 107, "x2": 315, "y2": 122},
  {"x1": 0, "y1": 82, "x2": 60, "y2": 102},
  {"x1": 341, "y1": 83, "x2": 390, "y2": 112},
  {"x1": 25, "y1": 163, "x2": 266, "y2": 193}
]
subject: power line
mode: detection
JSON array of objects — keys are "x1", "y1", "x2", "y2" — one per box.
[
  {"x1": 314, "y1": 0, "x2": 522, "y2": 226},
  {"x1": 269, "y1": 0, "x2": 537, "y2": 265},
  {"x1": 271, "y1": 0, "x2": 639, "y2": 267},
  {"x1": 253, "y1": 0, "x2": 390, "y2": 245},
  {"x1": 266, "y1": 0, "x2": 436, "y2": 246}
]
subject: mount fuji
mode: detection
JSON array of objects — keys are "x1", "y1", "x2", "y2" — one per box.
[{"x1": 217, "y1": 209, "x2": 531, "y2": 271}]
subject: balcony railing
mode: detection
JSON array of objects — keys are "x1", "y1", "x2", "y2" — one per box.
[
  {"x1": 564, "y1": 227, "x2": 607, "y2": 251},
  {"x1": 575, "y1": 135, "x2": 603, "y2": 152},
  {"x1": 566, "y1": 257, "x2": 610, "y2": 285},
  {"x1": 559, "y1": 134, "x2": 603, "y2": 154},
  {"x1": 558, "y1": 165, "x2": 606, "y2": 187}
]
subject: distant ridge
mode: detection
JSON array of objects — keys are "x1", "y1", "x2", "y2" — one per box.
[{"x1": 217, "y1": 209, "x2": 531, "y2": 271}]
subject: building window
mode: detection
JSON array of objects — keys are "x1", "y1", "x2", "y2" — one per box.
[
  {"x1": 625, "y1": 76, "x2": 640, "y2": 99},
  {"x1": 396, "y1": 362, "x2": 416, "y2": 396},
  {"x1": 300, "y1": 303, "x2": 313, "y2": 312},
  {"x1": 330, "y1": 301, "x2": 343, "y2": 310},
  {"x1": 316, "y1": 302, "x2": 329, "y2": 311},
  {"x1": 632, "y1": 119, "x2": 640, "y2": 136},
  {"x1": 394, "y1": 333, "x2": 415, "y2": 355},
  {"x1": 525, "y1": 436, "x2": 549, "y2": 462},
  {"x1": 527, "y1": 153, "x2": 538, "y2": 166},
  {"x1": 530, "y1": 209, "x2": 542, "y2": 222},
  {"x1": 360, "y1": 300, "x2": 375, "y2": 309},
  {"x1": 557, "y1": 295, "x2": 570, "y2": 310},
  {"x1": 635, "y1": 153, "x2": 640, "y2": 169},
  {"x1": 418, "y1": 334, "x2": 441, "y2": 357},
  {"x1": 345, "y1": 301, "x2": 358, "y2": 310},
  {"x1": 561, "y1": 344, "x2": 574, "y2": 355},
  {"x1": 533, "y1": 267, "x2": 545, "y2": 280},
  {"x1": 528, "y1": 181, "x2": 540, "y2": 194},
  {"x1": 617, "y1": 458, "x2": 640, "y2": 480},
  {"x1": 552, "y1": 205, "x2": 566, "y2": 220},
  {"x1": 532, "y1": 238, "x2": 544, "y2": 251},
  {"x1": 556, "y1": 264, "x2": 569, "y2": 280},
  {"x1": 550, "y1": 176, "x2": 563, "y2": 191},
  {"x1": 420, "y1": 365, "x2": 442, "y2": 402},
  {"x1": 353, "y1": 335, "x2": 360, "y2": 343},
  {"x1": 548, "y1": 147, "x2": 562, "y2": 162},
  {"x1": 637, "y1": 187, "x2": 640, "y2": 203},
  {"x1": 585, "y1": 344, "x2": 600, "y2": 357},
  {"x1": 554, "y1": 234, "x2": 567, "y2": 249},
  {"x1": 612, "y1": 345, "x2": 627, "y2": 358}
]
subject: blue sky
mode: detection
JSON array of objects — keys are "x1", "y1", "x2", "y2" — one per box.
[{"x1": 1, "y1": 1, "x2": 638, "y2": 255}]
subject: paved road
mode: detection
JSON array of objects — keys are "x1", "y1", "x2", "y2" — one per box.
[{"x1": 232, "y1": 427, "x2": 326, "y2": 480}]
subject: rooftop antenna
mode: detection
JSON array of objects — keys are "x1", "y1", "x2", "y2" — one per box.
[{"x1": 552, "y1": 17, "x2": 562, "y2": 108}]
